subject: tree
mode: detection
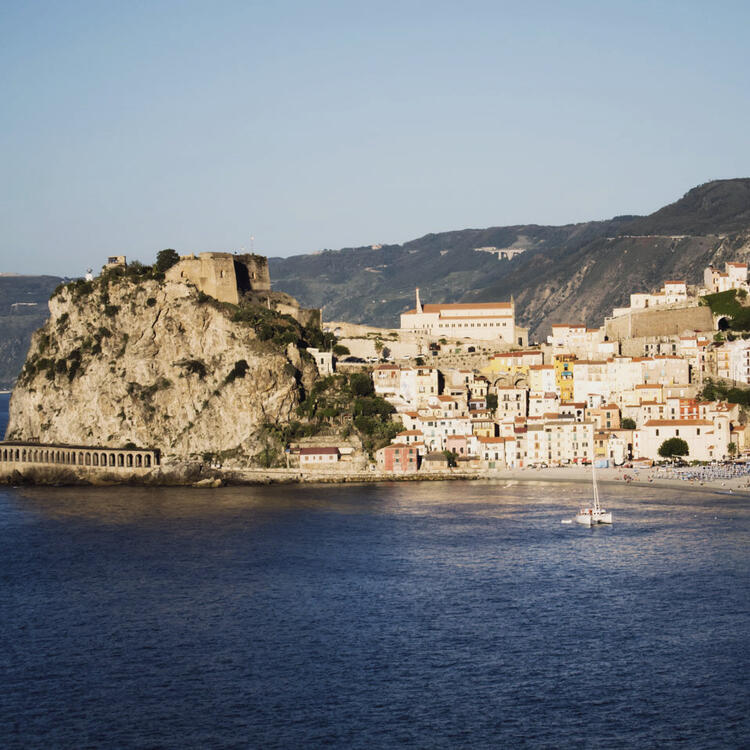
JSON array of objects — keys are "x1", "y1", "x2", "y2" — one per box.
[
  {"x1": 155, "y1": 248, "x2": 180, "y2": 272},
  {"x1": 622, "y1": 417, "x2": 636, "y2": 430},
  {"x1": 486, "y1": 393, "x2": 498, "y2": 410},
  {"x1": 728, "y1": 442, "x2": 738, "y2": 459},
  {"x1": 443, "y1": 450, "x2": 458, "y2": 468},
  {"x1": 349, "y1": 372, "x2": 374, "y2": 397},
  {"x1": 332, "y1": 344, "x2": 350, "y2": 356},
  {"x1": 658, "y1": 437, "x2": 689, "y2": 459}
]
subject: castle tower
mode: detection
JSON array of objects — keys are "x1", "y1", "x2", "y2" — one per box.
[{"x1": 415, "y1": 287, "x2": 423, "y2": 314}]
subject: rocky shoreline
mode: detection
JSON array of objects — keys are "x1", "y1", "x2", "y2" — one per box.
[{"x1": 4, "y1": 463, "x2": 750, "y2": 498}]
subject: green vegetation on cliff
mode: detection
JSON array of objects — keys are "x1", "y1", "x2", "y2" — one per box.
[
  {"x1": 698, "y1": 378, "x2": 750, "y2": 408},
  {"x1": 701, "y1": 289, "x2": 750, "y2": 330}
]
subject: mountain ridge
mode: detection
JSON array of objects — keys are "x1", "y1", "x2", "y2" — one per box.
[{"x1": 269, "y1": 179, "x2": 750, "y2": 337}]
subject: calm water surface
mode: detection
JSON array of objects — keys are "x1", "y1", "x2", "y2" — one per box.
[
  {"x1": 1, "y1": 391, "x2": 9, "y2": 437},
  {"x1": 0, "y1": 472, "x2": 748, "y2": 748}
]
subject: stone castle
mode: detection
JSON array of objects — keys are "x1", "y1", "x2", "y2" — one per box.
[
  {"x1": 165, "y1": 251, "x2": 319, "y2": 327},
  {"x1": 165, "y1": 252, "x2": 271, "y2": 305}
]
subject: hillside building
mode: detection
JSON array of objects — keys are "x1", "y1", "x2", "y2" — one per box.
[
  {"x1": 400, "y1": 289, "x2": 527, "y2": 345},
  {"x1": 703, "y1": 262, "x2": 748, "y2": 294},
  {"x1": 612, "y1": 280, "x2": 688, "y2": 318}
]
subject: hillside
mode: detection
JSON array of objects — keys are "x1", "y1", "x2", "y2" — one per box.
[
  {"x1": 269, "y1": 179, "x2": 750, "y2": 338},
  {"x1": 0, "y1": 275, "x2": 64, "y2": 389}
]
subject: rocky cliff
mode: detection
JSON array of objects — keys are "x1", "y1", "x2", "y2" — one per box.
[{"x1": 5, "y1": 273, "x2": 318, "y2": 465}]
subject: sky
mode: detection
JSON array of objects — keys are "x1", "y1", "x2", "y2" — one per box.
[{"x1": 1, "y1": 0, "x2": 749, "y2": 276}]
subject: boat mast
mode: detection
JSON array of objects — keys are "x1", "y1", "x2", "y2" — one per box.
[{"x1": 592, "y1": 464, "x2": 601, "y2": 513}]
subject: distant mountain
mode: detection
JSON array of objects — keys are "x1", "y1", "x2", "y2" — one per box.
[
  {"x1": 269, "y1": 179, "x2": 750, "y2": 339},
  {"x1": 0, "y1": 275, "x2": 64, "y2": 389}
]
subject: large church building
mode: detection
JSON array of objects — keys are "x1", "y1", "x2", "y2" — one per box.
[{"x1": 400, "y1": 289, "x2": 528, "y2": 346}]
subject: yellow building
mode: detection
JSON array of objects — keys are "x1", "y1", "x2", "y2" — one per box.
[
  {"x1": 554, "y1": 354, "x2": 576, "y2": 402},
  {"x1": 483, "y1": 350, "x2": 544, "y2": 380}
]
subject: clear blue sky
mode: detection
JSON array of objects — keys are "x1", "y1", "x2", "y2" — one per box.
[{"x1": 2, "y1": 0, "x2": 749, "y2": 276}]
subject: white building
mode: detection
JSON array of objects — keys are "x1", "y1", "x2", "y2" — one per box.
[
  {"x1": 400, "y1": 288, "x2": 527, "y2": 345},
  {"x1": 635, "y1": 419, "x2": 724, "y2": 462},
  {"x1": 612, "y1": 280, "x2": 688, "y2": 317},
  {"x1": 716, "y1": 339, "x2": 750, "y2": 384},
  {"x1": 307, "y1": 348, "x2": 334, "y2": 376},
  {"x1": 703, "y1": 262, "x2": 748, "y2": 294}
]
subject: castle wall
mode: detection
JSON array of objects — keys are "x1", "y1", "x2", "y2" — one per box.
[
  {"x1": 201, "y1": 254, "x2": 239, "y2": 305},
  {"x1": 605, "y1": 305, "x2": 714, "y2": 341},
  {"x1": 236, "y1": 254, "x2": 271, "y2": 292}
]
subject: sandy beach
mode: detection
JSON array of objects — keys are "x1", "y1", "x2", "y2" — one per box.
[{"x1": 492, "y1": 464, "x2": 750, "y2": 497}]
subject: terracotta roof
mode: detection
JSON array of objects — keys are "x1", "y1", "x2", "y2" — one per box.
[
  {"x1": 491, "y1": 350, "x2": 543, "y2": 359},
  {"x1": 434, "y1": 314, "x2": 514, "y2": 320},
  {"x1": 300, "y1": 446, "x2": 340, "y2": 455},
  {"x1": 643, "y1": 419, "x2": 712, "y2": 427},
  {"x1": 403, "y1": 302, "x2": 512, "y2": 314},
  {"x1": 425, "y1": 302, "x2": 512, "y2": 311}
]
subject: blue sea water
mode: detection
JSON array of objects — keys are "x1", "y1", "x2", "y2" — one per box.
[
  {"x1": 0, "y1": 391, "x2": 9, "y2": 438},
  {"x1": 0, "y1": 478, "x2": 748, "y2": 748}
]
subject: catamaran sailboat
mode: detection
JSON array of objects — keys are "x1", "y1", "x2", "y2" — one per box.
[{"x1": 575, "y1": 465, "x2": 613, "y2": 525}]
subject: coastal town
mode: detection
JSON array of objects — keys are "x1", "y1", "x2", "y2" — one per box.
[
  {"x1": 290, "y1": 260, "x2": 750, "y2": 476},
  {"x1": 4, "y1": 251, "x2": 750, "y2": 487}
]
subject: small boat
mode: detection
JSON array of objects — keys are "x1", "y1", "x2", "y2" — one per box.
[{"x1": 575, "y1": 465, "x2": 613, "y2": 525}]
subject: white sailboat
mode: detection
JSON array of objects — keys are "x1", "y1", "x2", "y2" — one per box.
[{"x1": 575, "y1": 465, "x2": 613, "y2": 526}]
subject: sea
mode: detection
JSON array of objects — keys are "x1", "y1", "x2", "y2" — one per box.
[
  {"x1": 1, "y1": 393, "x2": 749, "y2": 747},
  {"x1": 0, "y1": 391, "x2": 9, "y2": 438}
]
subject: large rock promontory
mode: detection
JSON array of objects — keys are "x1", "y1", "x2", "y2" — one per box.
[{"x1": 6, "y1": 272, "x2": 318, "y2": 466}]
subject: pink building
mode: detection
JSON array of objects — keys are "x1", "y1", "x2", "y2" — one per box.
[{"x1": 375, "y1": 443, "x2": 420, "y2": 473}]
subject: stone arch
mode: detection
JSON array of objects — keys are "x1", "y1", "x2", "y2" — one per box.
[
  {"x1": 85, "y1": 452, "x2": 91, "y2": 466},
  {"x1": 100, "y1": 452, "x2": 107, "y2": 466},
  {"x1": 145, "y1": 455, "x2": 151, "y2": 468},
  {"x1": 126, "y1": 454, "x2": 133, "y2": 468},
  {"x1": 135, "y1": 454, "x2": 142, "y2": 468},
  {"x1": 118, "y1": 454, "x2": 124, "y2": 467},
  {"x1": 717, "y1": 317, "x2": 730, "y2": 332},
  {"x1": 109, "y1": 454, "x2": 116, "y2": 467}
]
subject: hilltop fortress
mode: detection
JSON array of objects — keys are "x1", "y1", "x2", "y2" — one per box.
[
  {"x1": 165, "y1": 252, "x2": 271, "y2": 304},
  {"x1": 165, "y1": 251, "x2": 319, "y2": 327}
]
